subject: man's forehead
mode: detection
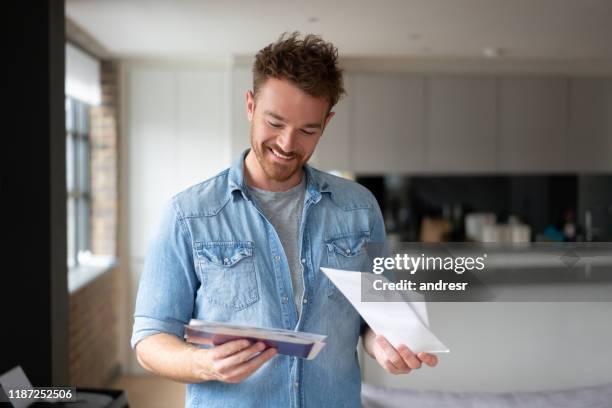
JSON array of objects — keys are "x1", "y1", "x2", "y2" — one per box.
[{"x1": 255, "y1": 78, "x2": 329, "y2": 122}]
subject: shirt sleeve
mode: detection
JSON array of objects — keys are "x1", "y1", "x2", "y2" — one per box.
[{"x1": 131, "y1": 199, "x2": 199, "y2": 349}]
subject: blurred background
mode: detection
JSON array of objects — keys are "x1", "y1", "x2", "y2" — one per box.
[{"x1": 3, "y1": 1, "x2": 612, "y2": 407}]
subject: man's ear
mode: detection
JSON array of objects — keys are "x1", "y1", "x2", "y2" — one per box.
[
  {"x1": 246, "y1": 90, "x2": 255, "y2": 122},
  {"x1": 322, "y1": 111, "x2": 335, "y2": 133}
]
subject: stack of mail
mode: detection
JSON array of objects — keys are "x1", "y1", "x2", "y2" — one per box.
[{"x1": 185, "y1": 319, "x2": 326, "y2": 360}]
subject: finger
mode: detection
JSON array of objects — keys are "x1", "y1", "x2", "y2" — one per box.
[
  {"x1": 215, "y1": 341, "x2": 267, "y2": 372},
  {"x1": 397, "y1": 345, "x2": 421, "y2": 369},
  {"x1": 375, "y1": 336, "x2": 409, "y2": 372},
  {"x1": 380, "y1": 357, "x2": 410, "y2": 375},
  {"x1": 224, "y1": 348, "x2": 277, "y2": 382},
  {"x1": 210, "y1": 339, "x2": 252, "y2": 359},
  {"x1": 417, "y1": 352, "x2": 438, "y2": 367}
]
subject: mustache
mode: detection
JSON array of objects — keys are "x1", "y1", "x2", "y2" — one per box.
[{"x1": 265, "y1": 144, "x2": 302, "y2": 159}]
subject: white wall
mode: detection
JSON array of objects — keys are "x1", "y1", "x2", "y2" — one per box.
[{"x1": 119, "y1": 61, "x2": 232, "y2": 373}]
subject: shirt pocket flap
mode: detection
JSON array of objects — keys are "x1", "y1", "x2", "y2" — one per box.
[
  {"x1": 326, "y1": 232, "x2": 370, "y2": 257},
  {"x1": 195, "y1": 241, "x2": 253, "y2": 267}
]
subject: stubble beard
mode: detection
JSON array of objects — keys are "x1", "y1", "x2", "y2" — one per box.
[{"x1": 251, "y1": 133, "x2": 306, "y2": 183}]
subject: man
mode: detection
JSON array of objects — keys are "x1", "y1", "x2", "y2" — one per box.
[{"x1": 132, "y1": 32, "x2": 438, "y2": 407}]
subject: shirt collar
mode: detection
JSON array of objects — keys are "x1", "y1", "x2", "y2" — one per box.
[{"x1": 228, "y1": 148, "x2": 332, "y2": 203}]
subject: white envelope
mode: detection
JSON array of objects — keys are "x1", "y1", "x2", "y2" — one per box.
[{"x1": 321, "y1": 267, "x2": 450, "y2": 353}]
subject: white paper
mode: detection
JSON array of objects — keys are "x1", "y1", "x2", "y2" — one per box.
[{"x1": 321, "y1": 267, "x2": 449, "y2": 353}]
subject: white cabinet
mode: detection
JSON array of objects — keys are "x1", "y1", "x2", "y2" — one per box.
[
  {"x1": 427, "y1": 77, "x2": 497, "y2": 172},
  {"x1": 177, "y1": 70, "x2": 230, "y2": 189},
  {"x1": 498, "y1": 77, "x2": 568, "y2": 172},
  {"x1": 568, "y1": 78, "x2": 612, "y2": 172},
  {"x1": 352, "y1": 73, "x2": 425, "y2": 173},
  {"x1": 126, "y1": 66, "x2": 230, "y2": 258},
  {"x1": 311, "y1": 74, "x2": 353, "y2": 172}
]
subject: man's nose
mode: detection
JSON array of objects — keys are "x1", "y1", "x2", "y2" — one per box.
[{"x1": 276, "y1": 128, "x2": 298, "y2": 153}]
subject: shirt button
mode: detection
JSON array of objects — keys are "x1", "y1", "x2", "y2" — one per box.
[
  {"x1": 303, "y1": 298, "x2": 308, "y2": 304},
  {"x1": 223, "y1": 257, "x2": 229, "y2": 264},
  {"x1": 274, "y1": 255, "x2": 280, "y2": 262},
  {"x1": 293, "y1": 381, "x2": 299, "y2": 388},
  {"x1": 346, "y1": 248, "x2": 351, "y2": 255},
  {"x1": 281, "y1": 296, "x2": 288, "y2": 304},
  {"x1": 301, "y1": 258, "x2": 306, "y2": 264}
]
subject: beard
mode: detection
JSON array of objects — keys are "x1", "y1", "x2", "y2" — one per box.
[{"x1": 250, "y1": 134, "x2": 307, "y2": 183}]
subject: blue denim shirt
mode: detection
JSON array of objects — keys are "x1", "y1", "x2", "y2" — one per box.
[{"x1": 132, "y1": 150, "x2": 386, "y2": 408}]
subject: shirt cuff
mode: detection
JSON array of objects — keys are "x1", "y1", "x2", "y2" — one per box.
[{"x1": 131, "y1": 316, "x2": 187, "y2": 349}]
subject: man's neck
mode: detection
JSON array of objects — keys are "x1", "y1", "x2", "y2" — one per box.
[{"x1": 244, "y1": 150, "x2": 304, "y2": 192}]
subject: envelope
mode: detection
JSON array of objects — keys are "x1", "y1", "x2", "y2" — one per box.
[{"x1": 321, "y1": 267, "x2": 450, "y2": 353}]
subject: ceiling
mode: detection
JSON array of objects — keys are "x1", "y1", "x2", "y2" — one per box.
[{"x1": 66, "y1": 0, "x2": 612, "y2": 60}]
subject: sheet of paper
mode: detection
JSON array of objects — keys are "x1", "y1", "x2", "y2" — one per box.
[{"x1": 321, "y1": 267, "x2": 449, "y2": 353}]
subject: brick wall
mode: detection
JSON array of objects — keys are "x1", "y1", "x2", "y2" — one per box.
[
  {"x1": 68, "y1": 270, "x2": 119, "y2": 387},
  {"x1": 90, "y1": 61, "x2": 119, "y2": 257},
  {"x1": 68, "y1": 60, "x2": 121, "y2": 388}
]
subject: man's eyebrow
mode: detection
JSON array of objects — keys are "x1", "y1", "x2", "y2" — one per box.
[{"x1": 264, "y1": 110, "x2": 321, "y2": 129}]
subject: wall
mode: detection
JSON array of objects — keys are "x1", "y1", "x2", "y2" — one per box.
[
  {"x1": 69, "y1": 271, "x2": 120, "y2": 387},
  {"x1": 68, "y1": 60, "x2": 121, "y2": 387},
  {"x1": 119, "y1": 60, "x2": 232, "y2": 373}
]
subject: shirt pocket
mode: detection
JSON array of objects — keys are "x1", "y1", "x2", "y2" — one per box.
[
  {"x1": 194, "y1": 241, "x2": 259, "y2": 311},
  {"x1": 325, "y1": 231, "x2": 370, "y2": 297}
]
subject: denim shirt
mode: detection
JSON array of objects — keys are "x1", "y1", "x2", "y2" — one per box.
[{"x1": 132, "y1": 150, "x2": 386, "y2": 408}]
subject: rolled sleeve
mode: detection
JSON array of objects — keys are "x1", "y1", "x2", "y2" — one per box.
[{"x1": 131, "y1": 199, "x2": 199, "y2": 349}]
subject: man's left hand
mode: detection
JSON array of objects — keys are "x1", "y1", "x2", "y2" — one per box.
[{"x1": 366, "y1": 333, "x2": 438, "y2": 375}]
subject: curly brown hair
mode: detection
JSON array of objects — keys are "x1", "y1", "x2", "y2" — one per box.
[{"x1": 252, "y1": 31, "x2": 345, "y2": 110}]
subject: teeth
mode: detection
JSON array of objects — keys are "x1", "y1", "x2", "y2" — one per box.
[{"x1": 270, "y1": 148, "x2": 292, "y2": 159}]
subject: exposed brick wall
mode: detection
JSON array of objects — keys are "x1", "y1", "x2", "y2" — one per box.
[
  {"x1": 69, "y1": 60, "x2": 121, "y2": 387},
  {"x1": 90, "y1": 60, "x2": 119, "y2": 257},
  {"x1": 68, "y1": 270, "x2": 120, "y2": 387}
]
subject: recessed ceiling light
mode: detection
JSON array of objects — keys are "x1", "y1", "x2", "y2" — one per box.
[
  {"x1": 308, "y1": 17, "x2": 319, "y2": 23},
  {"x1": 409, "y1": 33, "x2": 421, "y2": 41}
]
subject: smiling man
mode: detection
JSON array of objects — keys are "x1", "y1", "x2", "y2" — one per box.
[{"x1": 131, "y1": 32, "x2": 437, "y2": 408}]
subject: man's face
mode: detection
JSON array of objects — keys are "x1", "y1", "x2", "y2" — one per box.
[{"x1": 246, "y1": 78, "x2": 334, "y2": 183}]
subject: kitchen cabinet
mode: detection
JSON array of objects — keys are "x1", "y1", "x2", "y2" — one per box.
[
  {"x1": 352, "y1": 73, "x2": 425, "y2": 173},
  {"x1": 127, "y1": 66, "x2": 230, "y2": 258},
  {"x1": 498, "y1": 77, "x2": 568, "y2": 172},
  {"x1": 426, "y1": 76, "x2": 497, "y2": 172},
  {"x1": 568, "y1": 78, "x2": 612, "y2": 172}
]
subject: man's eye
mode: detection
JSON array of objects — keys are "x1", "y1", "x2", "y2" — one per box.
[
  {"x1": 268, "y1": 121, "x2": 282, "y2": 128},
  {"x1": 301, "y1": 129, "x2": 316, "y2": 135}
]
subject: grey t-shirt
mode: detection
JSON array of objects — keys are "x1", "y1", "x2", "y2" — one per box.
[{"x1": 248, "y1": 177, "x2": 307, "y2": 315}]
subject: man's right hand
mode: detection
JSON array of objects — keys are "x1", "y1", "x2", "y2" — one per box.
[
  {"x1": 194, "y1": 339, "x2": 277, "y2": 383},
  {"x1": 135, "y1": 333, "x2": 277, "y2": 384}
]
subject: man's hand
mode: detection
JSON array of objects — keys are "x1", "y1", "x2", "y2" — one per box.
[
  {"x1": 135, "y1": 333, "x2": 276, "y2": 384},
  {"x1": 194, "y1": 339, "x2": 277, "y2": 383},
  {"x1": 363, "y1": 329, "x2": 438, "y2": 375}
]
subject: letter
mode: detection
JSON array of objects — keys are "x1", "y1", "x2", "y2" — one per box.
[
  {"x1": 454, "y1": 257, "x2": 466, "y2": 274},
  {"x1": 410, "y1": 255, "x2": 421, "y2": 274},
  {"x1": 426, "y1": 256, "x2": 443, "y2": 271},
  {"x1": 372, "y1": 257, "x2": 384, "y2": 274},
  {"x1": 464, "y1": 257, "x2": 475, "y2": 270},
  {"x1": 476, "y1": 255, "x2": 486, "y2": 270},
  {"x1": 384, "y1": 257, "x2": 396, "y2": 270},
  {"x1": 373, "y1": 279, "x2": 383, "y2": 290},
  {"x1": 395, "y1": 254, "x2": 404, "y2": 269}
]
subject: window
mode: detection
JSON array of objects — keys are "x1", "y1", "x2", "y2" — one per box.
[{"x1": 66, "y1": 97, "x2": 92, "y2": 268}]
